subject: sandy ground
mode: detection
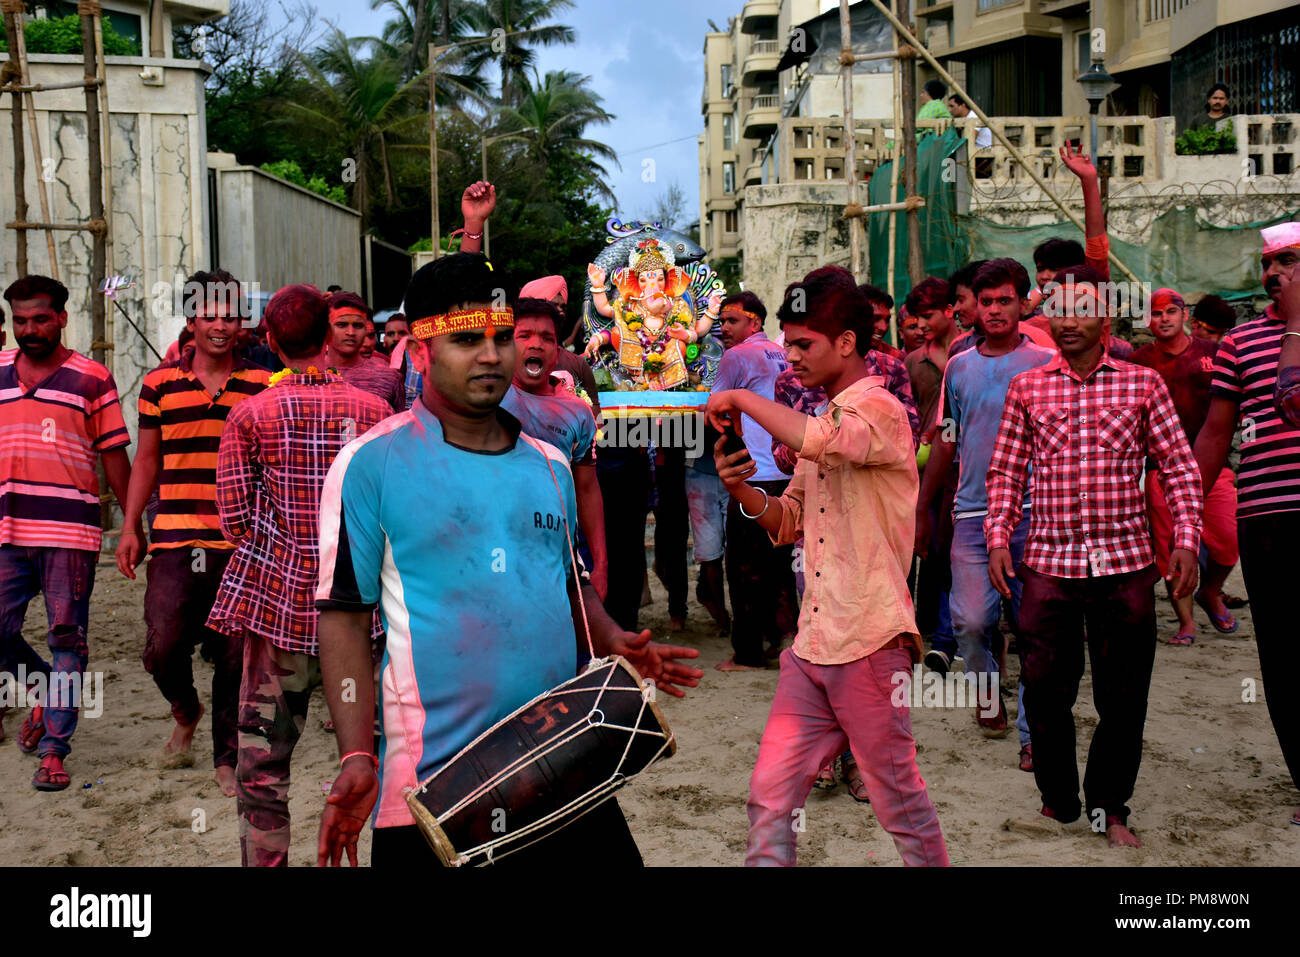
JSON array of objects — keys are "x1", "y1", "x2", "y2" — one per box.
[{"x1": 0, "y1": 529, "x2": 1295, "y2": 867}]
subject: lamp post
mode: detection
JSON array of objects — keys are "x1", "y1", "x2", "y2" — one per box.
[
  {"x1": 479, "y1": 128, "x2": 536, "y2": 257},
  {"x1": 1077, "y1": 60, "x2": 1119, "y2": 167},
  {"x1": 429, "y1": 31, "x2": 531, "y2": 256}
]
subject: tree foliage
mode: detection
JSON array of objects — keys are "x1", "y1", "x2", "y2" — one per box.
[{"x1": 0, "y1": 14, "x2": 139, "y2": 55}]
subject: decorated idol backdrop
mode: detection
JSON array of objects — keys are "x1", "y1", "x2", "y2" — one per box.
[{"x1": 582, "y1": 220, "x2": 727, "y2": 392}]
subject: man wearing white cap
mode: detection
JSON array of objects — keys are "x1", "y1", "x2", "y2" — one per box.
[{"x1": 1194, "y1": 221, "x2": 1300, "y2": 827}]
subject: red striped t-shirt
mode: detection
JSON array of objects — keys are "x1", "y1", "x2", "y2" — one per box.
[
  {"x1": 0, "y1": 349, "x2": 131, "y2": 551},
  {"x1": 1210, "y1": 305, "x2": 1300, "y2": 518}
]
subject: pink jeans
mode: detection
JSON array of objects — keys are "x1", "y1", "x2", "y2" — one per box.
[{"x1": 746, "y1": 646, "x2": 949, "y2": 866}]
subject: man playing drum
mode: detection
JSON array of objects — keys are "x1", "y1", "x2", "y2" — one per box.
[{"x1": 314, "y1": 253, "x2": 702, "y2": 867}]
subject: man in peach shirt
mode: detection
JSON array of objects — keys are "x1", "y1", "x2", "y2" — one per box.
[{"x1": 707, "y1": 266, "x2": 948, "y2": 867}]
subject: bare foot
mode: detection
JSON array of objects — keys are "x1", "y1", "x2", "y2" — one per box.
[
  {"x1": 669, "y1": 616, "x2": 686, "y2": 632},
  {"x1": 1107, "y1": 822, "x2": 1142, "y2": 848},
  {"x1": 715, "y1": 657, "x2": 765, "y2": 672},
  {"x1": 1291, "y1": 806, "x2": 1300, "y2": 827},
  {"x1": 214, "y1": 765, "x2": 237, "y2": 797},
  {"x1": 162, "y1": 703, "x2": 203, "y2": 769}
]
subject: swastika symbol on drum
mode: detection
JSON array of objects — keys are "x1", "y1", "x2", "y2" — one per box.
[{"x1": 521, "y1": 700, "x2": 570, "y2": 736}]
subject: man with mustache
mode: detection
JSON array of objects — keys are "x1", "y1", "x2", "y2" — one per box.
[
  {"x1": 1, "y1": 276, "x2": 132, "y2": 789},
  {"x1": 501, "y1": 297, "x2": 608, "y2": 600},
  {"x1": 1194, "y1": 221, "x2": 1300, "y2": 827},
  {"x1": 986, "y1": 266, "x2": 1202, "y2": 848},
  {"x1": 1129, "y1": 289, "x2": 1239, "y2": 646}
]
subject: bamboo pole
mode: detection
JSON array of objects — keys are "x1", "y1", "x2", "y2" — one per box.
[
  {"x1": 9, "y1": 7, "x2": 59, "y2": 279},
  {"x1": 94, "y1": 10, "x2": 113, "y2": 278},
  {"x1": 897, "y1": 0, "x2": 924, "y2": 287},
  {"x1": 861, "y1": 0, "x2": 1139, "y2": 286},
  {"x1": 3, "y1": 7, "x2": 28, "y2": 275},
  {"x1": 80, "y1": 9, "x2": 107, "y2": 369},
  {"x1": 838, "y1": 0, "x2": 861, "y2": 282},
  {"x1": 886, "y1": 25, "x2": 901, "y2": 315}
]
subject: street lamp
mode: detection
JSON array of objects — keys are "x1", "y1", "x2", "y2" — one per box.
[
  {"x1": 1077, "y1": 59, "x2": 1119, "y2": 167},
  {"x1": 479, "y1": 128, "x2": 537, "y2": 257},
  {"x1": 429, "y1": 31, "x2": 532, "y2": 256}
]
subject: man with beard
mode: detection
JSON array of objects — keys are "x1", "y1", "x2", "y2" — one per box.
[
  {"x1": 314, "y1": 253, "x2": 701, "y2": 867},
  {"x1": 0, "y1": 276, "x2": 132, "y2": 789},
  {"x1": 1130, "y1": 288, "x2": 1238, "y2": 645},
  {"x1": 1194, "y1": 222, "x2": 1300, "y2": 827}
]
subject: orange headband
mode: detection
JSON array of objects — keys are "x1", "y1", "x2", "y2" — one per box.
[
  {"x1": 330, "y1": 308, "x2": 370, "y2": 322},
  {"x1": 409, "y1": 307, "x2": 515, "y2": 341},
  {"x1": 721, "y1": 308, "x2": 762, "y2": 325}
]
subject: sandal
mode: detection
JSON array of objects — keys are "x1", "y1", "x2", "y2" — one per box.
[
  {"x1": 1169, "y1": 632, "x2": 1195, "y2": 646},
  {"x1": 842, "y1": 759, "x2": 871, "y2": 804},
  {"x1": 33, "y1": 759, "x2": 70, "y2": 792},
  {"x1": 1194, "y1": 592, "x2": 1237, "y2": 634},
  {"x1": 813, "y1": 759, "x2": 839, "y2": 791},
  {"x1": 17, "y1": 706, "x2": 44, "y2": 754}
]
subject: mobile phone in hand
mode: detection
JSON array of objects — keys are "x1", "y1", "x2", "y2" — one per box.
[{"x1": 721, "y1": 416, "x2": 750, "y2": 463}]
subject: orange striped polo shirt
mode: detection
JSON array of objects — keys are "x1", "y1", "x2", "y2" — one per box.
[
  {"x1": 138, "y1": 355, "x2": 270, "y2": 552},
  {"x1": 0, "y1": 349, "x2": 132, "y2": 551}
]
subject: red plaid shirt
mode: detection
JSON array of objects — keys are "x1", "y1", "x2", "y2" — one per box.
[
  {"x1": 207, "y1": 373, "x2": 393, "y2": 654},
  {"x1": 984, "y1": 351, "x2": 1202, "y2": 578}
]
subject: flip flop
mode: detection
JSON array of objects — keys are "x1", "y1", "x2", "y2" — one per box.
[
  {"x1": 33, "y1": 762, "x2": 70, "y2": 792},
  {"x1": 842, "y1": 760, "x2": 871, "y2": 804},
  {"x1": 813, "y1": 759, "x2": 839, "y2": 791},
  {"x1": 1221, "y1": 591, "x2": 1248, "y2": 609},
  {"x1": 1169, "y1": 632, "x2": 1195, "y2": 646},
  {"x1": 17, "y1": 706, "x2": 44, "y2": 754},
  {"x1": 1194, "y1": 592, "x2": 1238, "y2": 634}
]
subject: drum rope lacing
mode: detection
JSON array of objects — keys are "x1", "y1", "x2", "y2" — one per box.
[{"x1": 405, "y1": 437, "x2": 674, "y2": 866}]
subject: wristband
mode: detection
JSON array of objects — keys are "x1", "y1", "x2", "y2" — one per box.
[
  {"x1": 340, "y1": 750, "x2": 378, "y2": 770},
  {"x1": 738, "y1": 487, "x2": 769, "y2": 520},
  {"x1": 1282, "y1": 331, "x2": 1300, "y2": 342}
]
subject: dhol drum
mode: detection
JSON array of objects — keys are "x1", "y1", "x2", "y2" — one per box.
[{"x1": 405, "y1": 655, "x2": 676, "y2": 866}]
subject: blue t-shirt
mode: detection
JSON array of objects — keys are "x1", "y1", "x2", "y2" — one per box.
[
  {"x1": 712, "y1": 331, "x2": 789, "y2": 482},
  {"x1": 500, "y1": 384, "x2": 597, "y2": 465},
  {"x1": 316, "y1": 400, "x2": 579, "y2": 828},
  {"x1": 943, "y1": 336, "x2": 1055, "y2": 517}
]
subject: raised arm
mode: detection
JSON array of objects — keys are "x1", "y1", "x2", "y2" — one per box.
[{"x1": 459, "y1": 181, "x2": 495, "y2": 255}]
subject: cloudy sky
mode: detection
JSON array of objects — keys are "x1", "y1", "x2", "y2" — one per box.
[{"x1": 288, "y1": 0, "x2": 744, "y2": 224}]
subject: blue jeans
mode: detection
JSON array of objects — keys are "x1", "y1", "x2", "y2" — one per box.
[
  {"x1": 949, "y1": 516, "x2": 1030, "y2": 746},
  {"x1": 0, "y1": 545, "x2": 97, "y2": 758}
]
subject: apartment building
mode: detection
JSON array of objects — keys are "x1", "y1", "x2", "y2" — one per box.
[
  {"x1": 917, "y1": 0, "x2": 1298, "y2": 124},
  {"x1": 700, "y1": 0, "x2": 899, "y2": 261}
]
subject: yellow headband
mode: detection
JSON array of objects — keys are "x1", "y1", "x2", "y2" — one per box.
[
  {"x1": 409, "y1": 307, "x2": 515, "y2": 341},
  {"x1": 721, "y1": 308, "x2": 762, "y2": 325}
]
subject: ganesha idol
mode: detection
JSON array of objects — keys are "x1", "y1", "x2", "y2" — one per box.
[{"x1": 583, "y1": 237, "x2": 723, "y2": 391}]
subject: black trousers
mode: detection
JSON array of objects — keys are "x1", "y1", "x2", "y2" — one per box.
[
  {"x1": 596, "y1": 450, "x2": 650, "y2": 633},
  {"x1": 371, "y1": 798, "x2": 643, "y2": 868},
  {"x1": 652, "y1": 447, "x2": 689, "y2": 619},
  {"x1": 1017, "y1": 563, "x2": 1160, "y2": 826},
  {"x1": 1239, "y1": 514, "x2": 1300, "y2": 792},
  {"x1": 725, "y1": 478, "x2": 797, "y2": 667}
]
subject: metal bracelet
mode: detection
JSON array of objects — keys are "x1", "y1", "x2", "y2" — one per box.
[{"x1": 738, "y1": 487, "x2": 769, "y2": 520}]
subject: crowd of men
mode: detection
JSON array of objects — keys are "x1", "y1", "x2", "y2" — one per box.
[{"x1": 1, "y1": 161, "x2": 1298, "y2": 867}]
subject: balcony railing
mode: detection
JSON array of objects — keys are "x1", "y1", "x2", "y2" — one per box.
[
  {"x1": 750, "y1": 40, "x2": 780, "y2": 55},
  {"x1": 1146, "y1": 0, "x2": 1192, "y2": 22},
  {"x1": 751, "y1": 94, "x2": 779, "y2": 110},
  {"x1": 976, "y1": 0, "x2": 1020, "y2": 10}
]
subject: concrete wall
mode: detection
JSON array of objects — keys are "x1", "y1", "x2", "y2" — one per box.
[
  {"x1": 1, "y1": 53, "x2": 210, "y2": 409},
  {"x1": 740, "y1": 180, "x2": 852, "y2": 335},
  {"x1": 209, "y1": 158, "x2": 362, "y2": 298}
]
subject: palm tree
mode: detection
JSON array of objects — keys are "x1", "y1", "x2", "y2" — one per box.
[
  {"x1": 495, "y1": 69, "x2": 619, "y2": 203},
  {"x1": 370, "y1": 0, "x2": 480, "y2": 81},
  {"x1": 286, "y1": 27, "x2": 433, "y2": 231},
  {"x1": 462, "y1": 0, "x2": 577, "y2": 106}
]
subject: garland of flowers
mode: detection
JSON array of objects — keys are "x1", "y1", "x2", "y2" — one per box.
[{"x1": 268, "y1": 366, "x2": 338, "y2": 387}]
